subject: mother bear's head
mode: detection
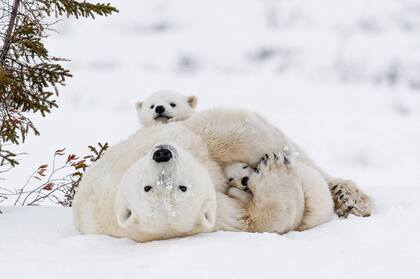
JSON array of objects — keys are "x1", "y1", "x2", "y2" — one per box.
[{"x1": 115, "y1": 143, "x2": 217, "y2": 240}]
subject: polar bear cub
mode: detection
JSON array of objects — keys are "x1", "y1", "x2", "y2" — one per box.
[
  {"x1": 224, "y1": 162, "x2": 254, "y2": 202},
  {"x1": 136, "y1": 90, "x2": 198, "y2": 127},
  {"x1": 225, "y1": 147, "x2": 334, "y2": 232}
]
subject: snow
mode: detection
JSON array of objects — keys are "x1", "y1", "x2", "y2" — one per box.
[
  {"x1": 1, "y1": 186, "x2": 419, "y2": 279},
  {"x1": 1, "y1": 0, "x2": 420, "y2": 278}
]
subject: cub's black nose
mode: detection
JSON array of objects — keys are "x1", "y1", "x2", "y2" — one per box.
[
  {"x1": 241, "y1": 176, "x2": 249, "y2": 187},
  {"x1": 155, "y1": 105, "x2": 165, "y2": 114},
  {"x1": 153, "y1": 148, "x2": 173, "y2": 163}
]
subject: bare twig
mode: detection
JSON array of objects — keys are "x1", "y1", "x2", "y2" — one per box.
[{"x1": 0, "y1": 142, "x2": 108, "y2": 207}]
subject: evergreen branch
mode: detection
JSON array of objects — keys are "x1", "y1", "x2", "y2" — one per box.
[
  {"x1": 0, "y1": 0, "x2": 117, "y2": 171},
  {"x1": 42, "y1": 0, "x2": 118, "y2": 18}
]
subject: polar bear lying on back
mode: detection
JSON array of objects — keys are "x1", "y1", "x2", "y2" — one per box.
[
  {"x1": 135, "y1": 90, "x2": 197, "y2": 127},
  {"x1": 73, "y1": 108, "x2": 372, "y2": 242}
]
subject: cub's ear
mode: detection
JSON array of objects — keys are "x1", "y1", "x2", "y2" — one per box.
[
  {"x1": 187, "y1": 96, "x2": 198, "y2": 109},
  {"x1": 135, "y1": 101, "x2": 143, "y2": 110}
]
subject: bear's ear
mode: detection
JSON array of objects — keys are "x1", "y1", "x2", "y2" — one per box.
[
  {"x1": 135, "y1": 101, "x2": 143, "y2": 110},
  {"x1": 187, "y1": 96, "x2": 198, "y2": 109},
  {"x1": 117, "y1": 205, "x2": 136, "y2": 229},
  {"x1": 200, "y1": 199, "x2": 216, "y2": 230}
]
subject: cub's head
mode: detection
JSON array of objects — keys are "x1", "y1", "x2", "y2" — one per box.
[
  {"x1": 115, "y1": 143, "x2": 216, "y2": 241},
  {"x1": 224, "y1": 162, "x2": 253, "y2": 191},
  {"x1": 136, "y1": 90, "x2": 198, "y2": 127}
]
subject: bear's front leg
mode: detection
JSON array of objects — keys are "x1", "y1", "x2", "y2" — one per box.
[
  {"x1": 245, "y1": 153, "x2": 304, "y2": 234},
  {"x1": 227, "y1": 187, "x2": 252, "y2": 203},
  {"x1": 329, "y1": 179, "x2": 372, "y2": 217}
]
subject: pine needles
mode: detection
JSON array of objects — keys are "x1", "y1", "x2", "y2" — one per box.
[{"x1": 0, "y1": 0, "x2": 117, "y2": 169}]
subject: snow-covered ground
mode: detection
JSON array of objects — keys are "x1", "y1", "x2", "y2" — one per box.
[
  {"x1": 1, "y1": 0, "x2": 420, "y2": 278},
  {"x1": 1, "y1": 192, "x2": 419, "y2": 279}
]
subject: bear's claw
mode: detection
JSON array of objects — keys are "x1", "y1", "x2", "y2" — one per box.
[
  {"x1": 259, "y1": 148, "x2": 295, "y2": 167},
  {"x1": 256, "y1": 151, "x2": 295, "y2": 175}
]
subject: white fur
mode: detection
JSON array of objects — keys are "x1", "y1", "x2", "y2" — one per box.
[
  {"x1": 225, "y1": 151, "x2": 333, "y2": 232},
  {"x1": 227, "y1": 187, "x2": 253, "y2": 203},
  {"x1": 247, "y1": 154, "x2": 305, "y2": 233},
  {"x1": 73, "y1": 123, "x2": 245, "y2": 242},
  {"x1": 224, "y1": 162, "x2": 253, "y2": 191},
  {"x1": 185, "y1": 108, "x2": 371, "y2": 218},
  {"x1": 73, "y1": 108, "x2": 370, "y2": 242},
  {"x1": 295, "y1": 163, "x2": 334, "y2": 230},
  {"x1": 115, "y1": 144, "x2": 217, "y2": 236},
  {"x1": 136, "y1": 90, "x2": 197, "y2": 127},
  {"x1": 224, "y1": 162, "x2": 253, "y2": 202}
]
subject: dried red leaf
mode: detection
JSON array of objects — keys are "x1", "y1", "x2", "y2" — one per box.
[
  {"x1": 38, "y1": 164, "x2": 48, "y2": 169},
  {"x1": 42, "y1": 182, "x2": 54, "y2": 191},
  {"x1": 73, "y1": 160, "x2": 87, "y2": 170},
  {"x1": 66, "y1": 154, "x2": 78, "y2": 163},
  {"x1": 55, "y1": 148, "x2": 66, "y2": 156}
]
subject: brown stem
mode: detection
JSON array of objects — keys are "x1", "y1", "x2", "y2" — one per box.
[{"x1": 0, "y1": 0, "x2": 21, "y2": 65}]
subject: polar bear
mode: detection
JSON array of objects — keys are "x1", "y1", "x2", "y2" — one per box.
[
  {"x1": 135, "y1": 90, "x2": 198, "y2": 127},
  {"x1": 246, "y1": 152, "x2": 335, "y2": 232},
  {"x1": 224, "y1": 161, "x2": 254, "y2": 202},
  {"x1": 115, "y1": 143, "x2": 219, "y2": 238},
  {"x1": 73, "y1": 108, "x2": 372, "y2": 242},
  {"x1": 224, "y1": 146, "x2": 333, "y2": 230},
  {"x1": 225, "y1": 149, "x2": 334, "y2": 231},
  {"x1": 73, "y1": 124, "x2": 243, "y2": 242},
  {"x1": 224, "y1": 162, "x2": 254, "y2": 192},
  {"x1": 196, "y1": 109, "x2": 372, "y2": 219}
]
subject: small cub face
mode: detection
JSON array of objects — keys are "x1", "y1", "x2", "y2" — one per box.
[
  {"x1": 224, "y1": 162, "x2": 254, "y2": 191},
  {"x1": 136, "y1": 90, "x2": 197, "y2": 127}
]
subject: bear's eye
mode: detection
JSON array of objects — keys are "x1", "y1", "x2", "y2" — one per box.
[
  {"x1": 144, "y1": 185, "x2": 152, "y2": 192},
  {"x1": 242, "y1": 165, "x2": 248, "y2": 169},
  {"x1": 179, "y1": 185, "x2": 187, "y2": 192},
  {"x1": 170, "y1": 103, "x2": 176, "y2": 108},
  {"x1": 150, "y1": 105, "x2": 155, "y2": 109},
  {"x1": 228, "y1": 178, "x2": 234, "y2": 182}
]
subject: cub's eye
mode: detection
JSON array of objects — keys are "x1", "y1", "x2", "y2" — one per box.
[
  {"x1": 179, "y1": 185, "x2": 187, "y2": 192},
  {"x1": 144, "y1": 185, "x2": 152, "y2": 192},
  {"x1": 242, "y1": 165, "x2": 248, "y2": 169},
  {"x1": 228, "y1": 178, "x2": 234, "y2": 182},
  {"x1": 170, "y1": 103, "x2": 176, "y2": 108},
  {"x1": 150, "y1": 105, "x2": 155, "y2": 109}
]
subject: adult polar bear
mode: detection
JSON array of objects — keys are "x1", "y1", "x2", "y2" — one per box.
[{"x1": 73, "y1": 108, "x2": 372, "y2": 242}]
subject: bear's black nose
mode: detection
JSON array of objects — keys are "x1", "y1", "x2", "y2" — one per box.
[
  {"x1": 153, "y1": 148, "x2": 173, "y2": 163},
  {"x1": 155, "y1": 105, "x2": 165, "y2": 114},
  {"x1": 241, "y1": 176, "x2": 249, "y2": 186}
]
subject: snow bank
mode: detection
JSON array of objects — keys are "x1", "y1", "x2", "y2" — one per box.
[{"x1": 1, "y1": 183, "x2": 419, "y2": 279}]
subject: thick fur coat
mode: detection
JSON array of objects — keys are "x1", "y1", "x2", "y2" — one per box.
[{"x1": 73, "y1": 108, "x2": 372, "y2": 242}]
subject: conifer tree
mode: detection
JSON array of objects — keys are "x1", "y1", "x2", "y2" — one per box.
[{"x1": 0, "y1": 0, "x2": 117, "y2": 168}]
